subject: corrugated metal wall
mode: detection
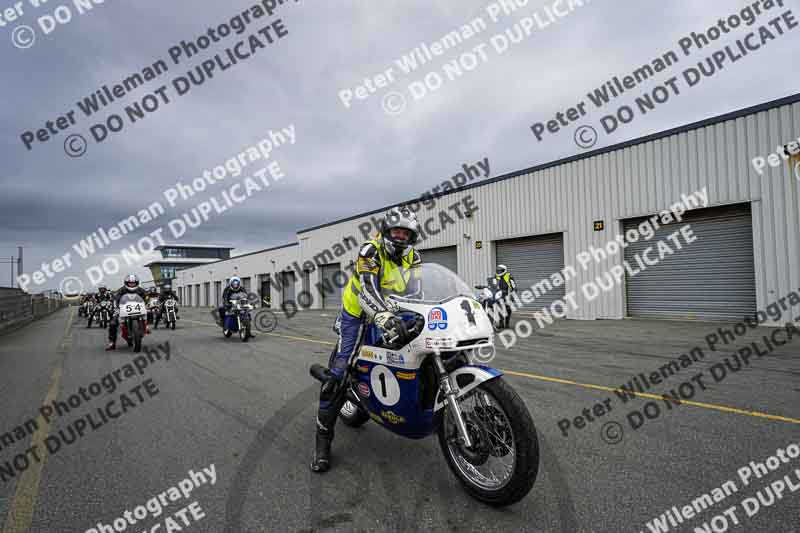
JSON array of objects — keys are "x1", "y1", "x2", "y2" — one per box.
[{"x1": 177, "y1": 100, "x2": 799, "y2": 323}]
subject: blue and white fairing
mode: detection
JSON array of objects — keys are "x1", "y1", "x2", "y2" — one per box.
[{"x1": 352, "y1": 263, "x2": 500, "y2": 438}]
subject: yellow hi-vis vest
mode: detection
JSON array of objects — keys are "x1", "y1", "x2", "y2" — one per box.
[
  {"x1": 496, "y1": 272, "x2": 511, "y2": 290},
  {"x1": 342, "y1": 239, "x2": 417, "y2": 318}
]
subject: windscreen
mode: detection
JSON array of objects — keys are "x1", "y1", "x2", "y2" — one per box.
[{"x1": 390, "y1": 262, "x2": 474, "y2": 304}]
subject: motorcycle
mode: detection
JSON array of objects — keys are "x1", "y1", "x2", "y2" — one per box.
[
  {"x1": 98, "y1": 300, "x2": 111, "y2": 328},
  {"x1": 85, "y1": 300, "x2": 95, "y2": 326},
  {"x1": 223, "y1": 296, "x2": 253, "y2": 342},
  {"x1": 118, "y1": 293, "x2": 148, "y2": 353},
  {"x1": 147, "y1": 300, "x2": 160, "y2": 328},
  {"x1": 79, "y1": 299, "x2": 88, "y2": 317},
  {"x1": 163, "y1": 299, "x2": 178, "y2": 330},
  {"x1": 310, "y1": 263, "x2": 539, "y2": 506},
  {"x1": 475, "y1": 277, "x2": 504, "y2": 331}
]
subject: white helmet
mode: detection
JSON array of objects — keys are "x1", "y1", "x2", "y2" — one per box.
[
  {"x1": 123, "y1": 274, "x2": 140, "y2": 291},
  {"x1": 496, "y1": 264, "x2": 508, "y2": 276},
  {"x1": 229, "y1": 276, "x2": 242, "y2": 290},
  {"x1": 381, "y1": 207, "x2": 420, "y2": 259}
]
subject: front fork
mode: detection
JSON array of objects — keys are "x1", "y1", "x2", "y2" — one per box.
[{"x1": 432, "y1": 354, "x2": 473, "y2": 448}]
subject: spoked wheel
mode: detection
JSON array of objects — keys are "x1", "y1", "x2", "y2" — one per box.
[{"x1": 437, "y1": 378, "x2": 539, "y2": 506}]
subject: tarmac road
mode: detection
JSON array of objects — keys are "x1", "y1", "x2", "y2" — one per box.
[{"x1": 0, "y1": 306, "x2": 797, "y2": 533}]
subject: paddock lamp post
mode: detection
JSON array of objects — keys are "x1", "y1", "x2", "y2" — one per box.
[{"x1": 1, "y1": 247, "x2": 22, "y2": 288}]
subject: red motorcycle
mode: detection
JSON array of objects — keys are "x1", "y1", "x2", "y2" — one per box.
[{"x1": 118, "y1": 293, "x2": 148, "y2": 352}]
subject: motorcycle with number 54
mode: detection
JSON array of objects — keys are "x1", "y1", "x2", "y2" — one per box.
[
  {"x1": 310, "y1": 263, "x2": 539, "y2": 506},
  {"x1": 118, "y1": 293, "x2": 148, "y2": 353}
]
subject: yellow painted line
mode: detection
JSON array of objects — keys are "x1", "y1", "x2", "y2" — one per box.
[
  {"x1": 181, "y1": 318, "x2": 800, "y2": 425},
  {"x1": 501, "y1": 369, "x2": 800, "y2": 425},
  {"x1": 3, "y1": 307, "x2": 74, "y2": 533}
]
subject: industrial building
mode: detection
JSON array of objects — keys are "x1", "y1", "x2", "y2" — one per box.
[{"x1": 175, "y1": 93, "x2": 800, "y2": 324}]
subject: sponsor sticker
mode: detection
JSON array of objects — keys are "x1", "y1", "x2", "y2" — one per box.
[
  {"x1": 427, "y1": 307, "x2": 448, "y2": 330},
  {"x1": 357, "y1": 365, "x2": 369, "y2": 373},
  {"x1": 425, "y1": 337, "x2": 457, "y2": 349},
  {"x1": 357, "y1": 382, "x2": 371, "y2": 398},
  {"x1": 380, "y1": 410, "x2": 406, "y2": 425},
  {"x1": 396, "y1": 371, "x2": 416, "y2": 380},
  {"x1": 370, "y1": 413, "x2": 383, "y2": 424},
  {"x1": 361, "y1": 349, "x2": 375, "y2": 359},
  {"x1": 386, "y1": 352, "x2": 405, "y2": 365}
]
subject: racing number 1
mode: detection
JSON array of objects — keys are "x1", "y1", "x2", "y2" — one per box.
[{"x1": 378, "y1": 373, "x2": 386, "y2": 397}]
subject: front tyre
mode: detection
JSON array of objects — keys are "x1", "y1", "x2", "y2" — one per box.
[
  {"x1": 437, "y1": 378, "x2": 539, "y2": 507},
  {"x1": 240, "y1": 318, "x2": 250, "y2": 342},
  {"x1": 132, "y1": 319, "x2": 143, "y2": 353}
]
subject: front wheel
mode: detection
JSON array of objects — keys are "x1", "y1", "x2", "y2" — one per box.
[
  {"x1": 437, "y1": 378, "x2": 539, "y2": 507},
  {"x1": 240, "y1": 319, "x2": 250, "y2": 342},
  {"x1": 132, "y1": 319, "x2": 143, "y2": 353}
]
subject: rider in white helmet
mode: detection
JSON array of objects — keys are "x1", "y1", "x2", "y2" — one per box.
[
  {"x1": 218, "y1": 276, "x2": 250, "y2": 336},
  {"x1": 106, "y1": 274, "x2": 148, "y2": 350},
  {"x1": 311, "y1": 206, "x2": 423, "y2": 473},
  {"x1": 495, "y1": 264, "x2": 516, "y2": 329}
]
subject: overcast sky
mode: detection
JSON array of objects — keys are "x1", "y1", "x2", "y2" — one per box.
[{"x1": 1, "y1": 0, "x2": 798, "y2": 292}]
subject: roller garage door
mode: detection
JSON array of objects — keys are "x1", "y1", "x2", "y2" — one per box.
[
  {"x1": 624, "y1": 203, "x2": 756, "y2": 321},
  {"x1": 420, "y1": 246, "x2": 458, "y2": 274},
  {"x1": 495, "y1": 233, "x2": 565, "y2": 311},
  {"x1": 320, "y1": 263, "x2": 342, "y2": 309}
]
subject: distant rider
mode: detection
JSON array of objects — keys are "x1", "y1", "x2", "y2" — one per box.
[
  {"x1": 87, "y1": 286, "x2": 112, "y2": 328},
  {"x1": 154, "y1": 284, "x2": 180, "y2": 328},
  {"x1": 311, "y1": 207, "x2": 423, "y2": 473},
  {"x1": 105, "y1": 274, "x2": 148, "y2": 351},
  {"x1": 495, "y1": 264, "x2": 516, "y2": 329},
  {"x1": 145, "y1": 287, "x2": 160, "y2": 325},
  {"x1": 218, "y1": 277, "x2": 250, "y2": 336}
]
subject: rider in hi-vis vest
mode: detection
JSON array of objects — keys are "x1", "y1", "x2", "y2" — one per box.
[
  {"x1": 311, "y1": 207, "x2": 422, "y2": 473},
  {"x1": 495, "y1": 264, "x2": 516, "y2": 330}
]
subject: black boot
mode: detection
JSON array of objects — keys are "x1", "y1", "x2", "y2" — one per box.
[{"x1": 310, "y1": 429, "x2": 333, "y2": 473}]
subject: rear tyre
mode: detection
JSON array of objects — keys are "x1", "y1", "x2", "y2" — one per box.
[{"x1": 437, "y1": 378, "x2": 539, "y2": 507}]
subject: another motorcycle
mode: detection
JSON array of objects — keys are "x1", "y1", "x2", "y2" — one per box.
[
  {"x1": 163, "y1": 298, "x2": 178, "y2": 330},
  {"x1": 475, "y1": 277, "x2": 504, "y2": 331},
  {"x1": 147, "y1": 300, "x2": 160, "y2": 328},
  {"x1": 118, "y1": 293, "x2": 148, "y2": 353},
  {"x1": 85, "y1": 300, "x2": 95, "y2": 326},
  {"x1": 310, "y1": 263, "x2": 539, "y2": 506},
  {"x1": 98, "y1": 300, "x2": 111, "y2": 328},
  {"x1": 223, "y1": 296, "x2": 253, "y2": 342}
]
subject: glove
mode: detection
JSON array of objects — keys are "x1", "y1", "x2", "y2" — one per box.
[
  {"x1": 374, "y1": 312, "x2": 408, "y2": 347},
  {"x1": 373, "y1": 312, "x2": 396, "y2": 331}
]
